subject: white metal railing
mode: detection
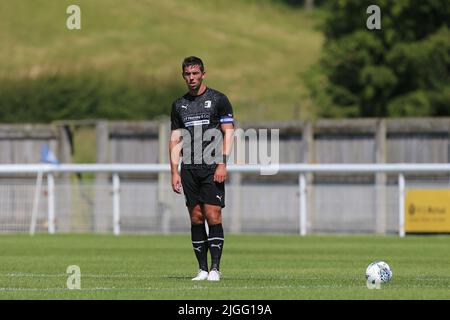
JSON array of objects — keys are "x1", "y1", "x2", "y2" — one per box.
[{"x1": 1, "y1": 163, "x2": 450, "y2": 237}]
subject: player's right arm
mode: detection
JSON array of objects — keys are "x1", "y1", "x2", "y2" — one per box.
[
  {"x1": 169, "y1": 102, "x2": 183, "y2": 194},
  {"x1": 169, "y1": 129, "x2": 182, "y2": 194}
]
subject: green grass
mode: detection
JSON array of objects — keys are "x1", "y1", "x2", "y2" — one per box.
[
  {"x1": 0, "y1": 0, "x2": 323, "y2": 121},
  {"x1": 0, "y1": 234, "x2": 449, "y2": 299}
]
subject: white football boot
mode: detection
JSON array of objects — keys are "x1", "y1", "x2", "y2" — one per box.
[
  {"x1": 207, "y1": 269, "x2": 221, "y2": 281},
  {"x1": 191, "y1": 270, "x2": 209, "y2": 281}
]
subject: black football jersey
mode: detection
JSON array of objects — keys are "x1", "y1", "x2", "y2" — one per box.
[{"x1": 171, "y1": 87, "x2": 234, "y2": 168}]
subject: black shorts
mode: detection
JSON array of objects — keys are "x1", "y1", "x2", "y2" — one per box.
[{"x1": 180, "y1": 165, "x2": 225, "y2": 208}]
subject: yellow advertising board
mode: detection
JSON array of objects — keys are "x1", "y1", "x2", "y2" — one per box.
[{"x1": 405, "y1": 189, "x2": 450, "y2": 233}]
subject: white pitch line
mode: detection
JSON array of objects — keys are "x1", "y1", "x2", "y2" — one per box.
[
  {"x1": 0, "y1": 284, "x2": 449, "y2": 292},
  {"x1": 0, "y1": 287, "x2": 113, "y2": 291},
  {"x1": 0, "y1": 285, "x2": 345, "y2": 292},
  {"x1": 414, "y1": 278, "x2": 450, "y2": 281},
  {"x1": 3, "y1": 273, "x2": 363, "y2": 281},
  {"x1": 2, "y1": 273, "x2": 449, "y2": 292},
  {"x1": 5, "y1": 273, "x2": 450, "y2": 282},
  {"x1": 4, "y1": 273, "x2": 165, "y2": 279}
]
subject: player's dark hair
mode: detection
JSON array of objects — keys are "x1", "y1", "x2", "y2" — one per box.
[{"x1": 182, "y1": 56, "x2": 204, "y2": 73}]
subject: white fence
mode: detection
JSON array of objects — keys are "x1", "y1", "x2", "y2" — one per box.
[{"x1": 0, "y1": 164, "x2": 449, "y2": 237}]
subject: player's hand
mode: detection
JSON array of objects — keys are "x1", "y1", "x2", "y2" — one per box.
[
  {"x1": 214, "y1": 164, "x2": 227, "y2": 183},
  {"x1": 171, "y1": 173, "x2": 182, "y2": 194}
]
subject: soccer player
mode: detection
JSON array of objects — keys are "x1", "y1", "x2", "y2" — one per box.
[{"x1": 169, "y1": 56, "x2": 235, "y2": 281}]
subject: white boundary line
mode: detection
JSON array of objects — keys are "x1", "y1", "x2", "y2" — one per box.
[
  {"x1": 4, "y1": 273, "x2": 450, "y2": 281},
  {"x1": 0, "y1": 284, "x2": 449, "y2": 292}
]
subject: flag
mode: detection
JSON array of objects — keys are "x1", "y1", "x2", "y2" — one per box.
[{"x1": 40, "y1": 144, "x2": 59, "y2": 164}]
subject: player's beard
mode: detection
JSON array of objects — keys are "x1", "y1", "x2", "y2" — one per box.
[{"x1": 189, "y1": 82, "x2": 200, "y2": 90}]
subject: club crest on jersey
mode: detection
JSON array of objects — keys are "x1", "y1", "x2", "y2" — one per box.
[{"x1": 204, "y1": 100, "x2": 211, "y2": 108}]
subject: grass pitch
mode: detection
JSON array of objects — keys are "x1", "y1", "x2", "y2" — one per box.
[{"x1": 0, "y1": 234, "x2": 449, "y2": 300}]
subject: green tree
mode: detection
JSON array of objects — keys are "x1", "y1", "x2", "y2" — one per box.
[{"x1": 306, "y1": 0, "x2": 450, "y2": 117}]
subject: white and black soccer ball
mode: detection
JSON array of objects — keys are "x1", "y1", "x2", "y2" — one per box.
[{"x1": 365, "y1": 261, "x2": 392, "y2": 284}]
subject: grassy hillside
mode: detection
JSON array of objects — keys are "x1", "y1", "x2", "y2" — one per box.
[{"x1": 0, "y1": 0, "x2": 323, "y2": 121}]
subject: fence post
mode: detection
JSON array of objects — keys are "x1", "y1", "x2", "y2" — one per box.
[
  {"x1": 30, "y1": 170, "x2": 44, "y2": 235},
  {"x1": 398, "y1": 173, "x2": 405, "y2": 238},
  {"x1": 302, "y1": 120, "x2": 314, "y2": 233},
  {"x1": 47, "y1": 173, "x2": 55, "y2": 234},
  {"x1": 299, "y1": 173, "x2": 307, "y2": 236},
  {"x1": 230, "y1": 126, "x2": 244, "y2": 234},
  {"x1": 375, "y1": 119, "x2": 387, "y2": 234},
  {"x1": 113, "y1": 173, "x2": 120, "y2": 236},
  {"x1": 158, "y1": 121, "x2": 170, "y2": 234},
  {"x1": 95, "y1": 121, "x2": 110, "y2": 232}
]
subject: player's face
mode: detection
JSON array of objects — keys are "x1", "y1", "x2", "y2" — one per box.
[{"x1": 182, "y1": 65, "x2": 205, "y2": 91}]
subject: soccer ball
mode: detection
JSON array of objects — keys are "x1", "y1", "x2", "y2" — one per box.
[{"x1": 365, "y1": 261, "x2": 392, "y2": 284}]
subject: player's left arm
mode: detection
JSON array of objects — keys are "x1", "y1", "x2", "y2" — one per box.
[
  {"x1": 214, "y1": 95, "x2": 235, "y2": 183},
  {"x1": 214, "y1": 123, "x2": 234, "y2": 183}
]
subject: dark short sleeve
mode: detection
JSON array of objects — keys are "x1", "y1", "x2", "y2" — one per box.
[
  {"x1": 170, "y1": 102, "x2": 182, "y2": 130},
  {"x1": 218, "y1": 94, "x2": 234, "y2": 125}
]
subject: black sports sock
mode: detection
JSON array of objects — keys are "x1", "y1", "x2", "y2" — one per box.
[
  {"x1": 208, "y1": 223, "x2": 224, "y2": 271},
  {"x1": 191, "y1": 223, "x2": 209, "y2": 271}
]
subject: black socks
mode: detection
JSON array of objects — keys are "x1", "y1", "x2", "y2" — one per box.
[
  {"x1": 191, "y1": 223, "x2": 225, "y2": 271},
  {"x1": 191, "y1": 223, "x2": 209, "y2": 271},
  {"x1": 208, "y1": 223, "x2": 224, "y2": 271}
]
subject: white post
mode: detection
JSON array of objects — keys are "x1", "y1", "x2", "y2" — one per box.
[
  {"x1": 299, "y1": 173, "x2": 307, "y2": 236},
  {"x1": 47, "y1": 173, "x2": 55, "y2": 234},
  {"x1": 158, "y1": 121, "x2": 170, "y2": 234},
  {"x1": 398, "y1": 173, "x2": 405, "y2": 238},
  {"x1": 30, "y1": 171, "x2": 43, "y2": 235},
  {"x1": 113, "y1": 173, "x2": 120, "y2": 236}
]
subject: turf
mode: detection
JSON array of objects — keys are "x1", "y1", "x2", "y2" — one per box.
[{"x1": 0, "y1": 234, "x2": 449, "y2": 300}]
